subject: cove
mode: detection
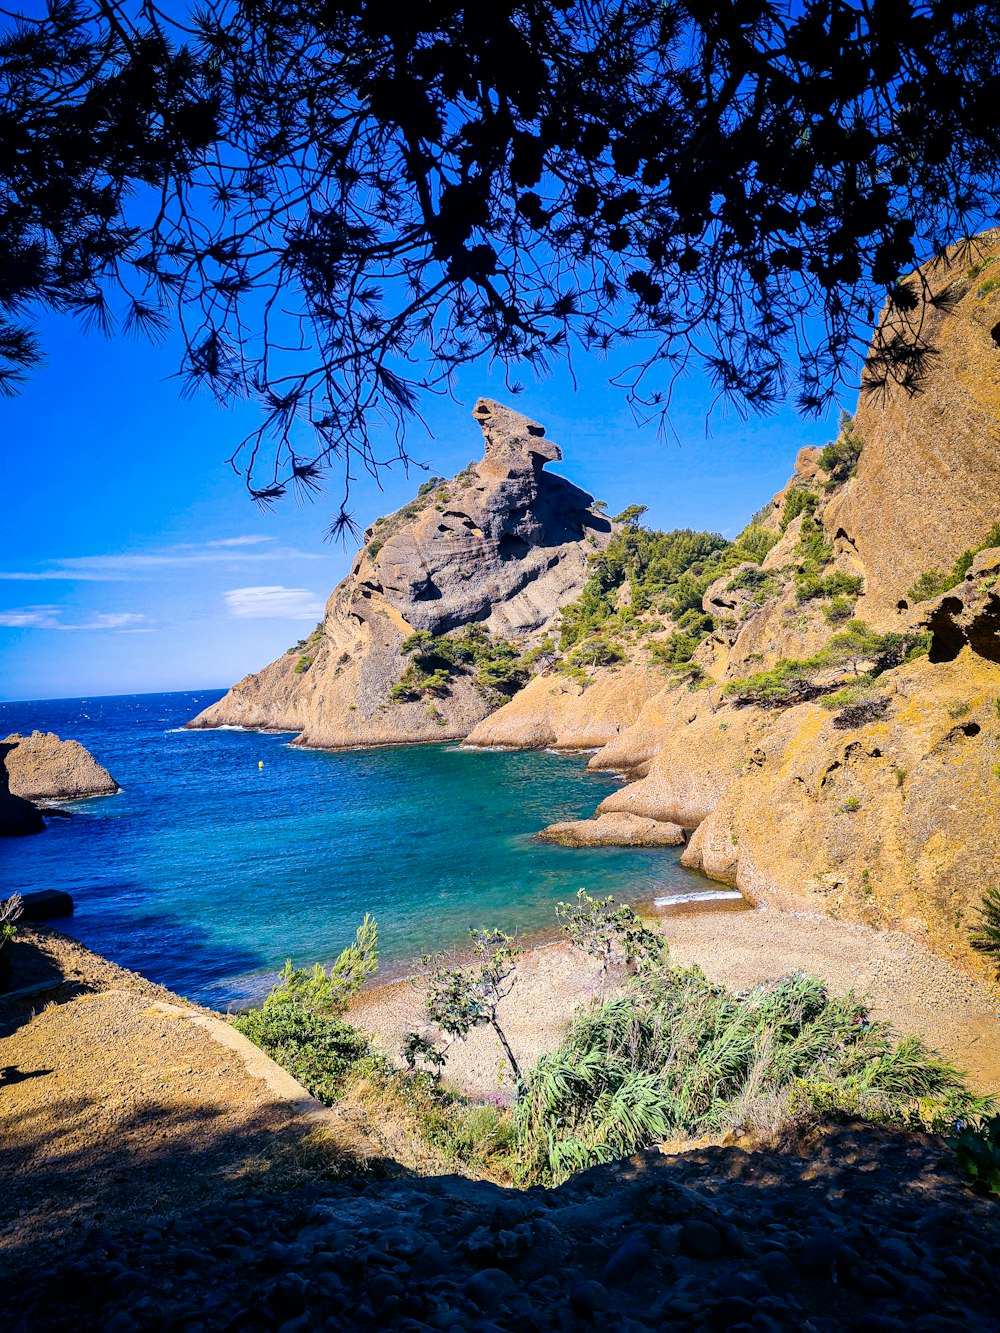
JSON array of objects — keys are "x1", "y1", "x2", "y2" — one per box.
[{"x1": 0, "y1": 690, "x2": 715, "y2": 1008}]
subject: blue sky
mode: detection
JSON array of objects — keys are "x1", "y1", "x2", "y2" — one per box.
[{"x1": 0, "y1": 316, "x2": 842, "y2": 701}]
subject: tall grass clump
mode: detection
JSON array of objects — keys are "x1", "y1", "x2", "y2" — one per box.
[{"x1": 515, "y1": 963, "x2": 989, "y2": 1184}]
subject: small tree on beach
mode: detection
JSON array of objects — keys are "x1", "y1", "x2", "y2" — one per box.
[
  {"x1": 269, "y1": 914, "x2": 379, "y2": 1016},
  {"x1": 556, "y1": 890, "x2": 666, "y2": 994},
  {"x1": 420, "y1": 928, "x2": 524, "y2": 1089}
]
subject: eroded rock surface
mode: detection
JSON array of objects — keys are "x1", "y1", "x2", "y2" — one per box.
[
  {"x1": 189, "y1": 400, "x2": 609, "y2": 748},
  {"x1": 538, "y1": 811, "x2": 685, "y2": 847},
  {"x1": 2, "y1": 731, "x2": 119, "y2": 806}
]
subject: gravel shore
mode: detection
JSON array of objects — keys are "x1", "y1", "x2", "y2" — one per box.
[{"x1": 349, "y1": 907, "x2": 1000, "y2": 1098}]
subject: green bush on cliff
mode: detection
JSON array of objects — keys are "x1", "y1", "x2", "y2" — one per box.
[
  {"x1": 781, "y1": 485, "x2": 819, "y2": 531},
  {"x1": 906, "y1": 520, "x2": 1000, "y2": 604},
  {"x1": 818, "y1": 413, "x2": 864, "y2": 485},
  {"x1": 515, "y1": 964, "x2": 990, "y2": 1185},
  {"x1": 796, "y1": 570, "x2": 863, "y2": 602},
  {"x1": 390, "y1": 625, "x2": 528, "y2": 704},
  {"x1": 725, "y1": 622, "x2": 930, "y2": 708}
]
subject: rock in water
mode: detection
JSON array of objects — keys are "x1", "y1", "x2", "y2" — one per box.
[
  {"x1": 2, "y1": 732, "x2": 120, "y2": 801},
  {"x1": 189, "y1": 399, "x2": 611, "y2": 747}
]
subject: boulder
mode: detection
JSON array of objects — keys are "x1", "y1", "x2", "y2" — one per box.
[
  {"x1": 2, "y1": 732, "x2": 119, "y2": 801},
  {"x1": 538, "y1": 811, "x2": 685, "y2": 848}
]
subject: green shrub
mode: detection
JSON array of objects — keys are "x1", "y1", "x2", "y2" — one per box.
[
  {"x1": 417, "y1": 476, "x2": 446, "y2": 497},
  {"x1": 824, "y1": 596, "x2": 856, "y2": 624},
  {"x1": 818, "y1": 413, "x2": 863, "y2": 484},
  {"x1": 796, "y1": 570, "x2": 863, "y2": 602},
  {"x1": 724, "y1": 655, "x2": 830, "y2": 707},
  {"x1": 794, "y1": 512, "x2": 833, "y2": 572},
  {"x1": 948, "y1": 1115, "x2": 1000, "y2": 1196},
  {"x1": 268, "y1": 915, "x2": 379, "y2": 1016},
  {"x1": 781, "y1": 486, "x2": 818, "y2": 531},
  {"x1": 390, "y1": 624, "x2": 528, "y2": 704},
  {"x1": 648, "y1": 631, "x2": 699, "y2": 670},
  {"x1": 234, "y1": 1001, "x2": 369, "y2": 1105},
  {"x1": 906, "y1": 521, "x2": 1000, "y2": 602},
  {"x1": 367, "y1": 539, "x2": 383, "y2": 558},
  {"x1": 969, "y1": 887, "x2": 1000, "y2": 978},
  {"x1": 293, "y1": 655, "x2": 314, "y2": 673},
  {"x1": 0, "y1": 895, "x2": 22, "y2": 991},
  {"x1": 515, "y1": 965, "x2": 988, "y2": 1184}
]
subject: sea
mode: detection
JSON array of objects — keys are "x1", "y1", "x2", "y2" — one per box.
[{"x1": 0, "y1": 690, "x2": 719, "y2": 1008}]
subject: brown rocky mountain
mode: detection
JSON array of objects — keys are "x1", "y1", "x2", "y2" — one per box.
[{"x1": 188, "y1": 399, "x2": 611, "y2": 747}]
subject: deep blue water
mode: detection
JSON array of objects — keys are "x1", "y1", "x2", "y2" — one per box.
[{"x1": 0, "y1": 691, "x2": 711, "y2": 1007}]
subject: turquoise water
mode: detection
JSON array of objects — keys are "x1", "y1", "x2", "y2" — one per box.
[{"x1": 0, "y1": 691, "x2": 711, "y2": 1007}]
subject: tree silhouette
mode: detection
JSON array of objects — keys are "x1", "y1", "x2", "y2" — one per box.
[{"x1": 3, "y1": 0, "x2": 1000, "y2": 529}]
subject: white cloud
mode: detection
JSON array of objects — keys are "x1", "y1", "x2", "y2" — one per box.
[
  {"x1": 205, "y1": 535, "x2": 274, "y2": 548},
  {"x1": 0, "y1": 607, "x2": 151, "y2": 631},
  {"x1": 225, "y1": 586, "x2": 325, "y2": 620},
  {"x1": 0, "y1": 538, "x2": 320, "y2": 581}
]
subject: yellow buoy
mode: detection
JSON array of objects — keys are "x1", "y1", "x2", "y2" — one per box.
[{"x1": 258, "y1": 760, "x2": 264, "y2": 770}]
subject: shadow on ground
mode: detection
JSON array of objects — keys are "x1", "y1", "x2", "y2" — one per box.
[{"x1": 4, "y1": 1100, "x2": 998, "y2": 1332}]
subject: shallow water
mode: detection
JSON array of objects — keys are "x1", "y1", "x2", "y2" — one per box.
[{"x1": 0, "y1": 691, "x2": 716, "y2": 1007}]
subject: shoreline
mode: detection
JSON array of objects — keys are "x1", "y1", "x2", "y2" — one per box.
[{"x1": 348, "y1": 905, "x2": 1000, "y2": 1100}]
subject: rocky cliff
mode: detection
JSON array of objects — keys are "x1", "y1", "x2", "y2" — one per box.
[
  {"x1": 471, "y1": 242, "x2": 1000, "y2": 981},
  {"x1": 188, "y1": 400, "x2": 611, "y2": 747},
  {"x1": 0, "y1": 732, "x2": 120, "y2": 836}
]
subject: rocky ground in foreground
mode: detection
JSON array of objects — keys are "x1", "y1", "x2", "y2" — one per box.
[{"x1": 10, "y1": 1122, "x2": 999, "y2": 1332}]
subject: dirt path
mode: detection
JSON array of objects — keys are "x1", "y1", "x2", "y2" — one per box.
[
  {"x1": 0, "y1": 928, "x2": 336, "y2": 1275},
  {"x1": 349, "y1": 907, "x2": 1000, "y2": 1098}
]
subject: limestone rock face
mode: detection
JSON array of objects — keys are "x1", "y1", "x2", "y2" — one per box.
[
  {"x1": 679, "y1": 649, "x2": 1000, "y2": 974},
  {"x1": 464, "y1": 657, "x2": 665, "y2": 751},
  {"x1": 538, "y1": 811, "x2": 685, "y2": 847},
  {"x1": 2, "y1": 732, "x2": 120, "y2": 801},
  {"x1": 189, "y1": 399, "x2": 611, "y2": 748},
  {"x1": 825, "y1": 235, "x2": 1000, "y2": 624}
]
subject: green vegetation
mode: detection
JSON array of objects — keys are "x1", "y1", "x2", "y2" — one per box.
[
  {"x1": 906, "y1": 521, "x2": 1000, "y2": 603},
  {"x1": 824, "y1": 595, "x2": 856, "y2": 624},
  {"x1": 417, "y1": 476, "x2": 446, "y2": 497},
  {"x1": 949, "y1": 1115, "x2": 1000, "y2": 1196},
  {"x1": 293, "y1": 655, "x2": 314, "y2": 673},
  {"x1": 796, "y1": 570, "x2": 863, "y2": 603},
  {"x1": 389, "y1": 625, "x2": 528, "y2": 705},
  {"x1": 233, "y1": 916, "x2": 380, "y2": 1102},
  {"x1": 969, "y1": 887, "x2": 1000, "y2": 979},
  {"x1": 287, "y1": 623, "x2": 323, "y2": 654},
  {"x1": 235, "y1": 1002, "x2": 370, "y2": 1104},
  {"x1": 556, "y1": 889, "x2": 664, "y2": 992},
  {"x1": 416, "y1": 928, "x2": 524, "y2": 1086},
  {"x1": 0, "y1": 894, "x2": 22, "y2": 990},
  {"x1": 553, "y1": 516, "x2": 779, "y2": 682},
  {"x1": 725, "y1": 621, "x2": 929, "y2": 708},
  {"x1": 236, "y1": 899, "x2": 992, "y2": 1196},
  {"x1": 515, "y1": 964, "x2": 986, "y2": 1185},
  {"x1": 727, "y1": 565, "x2": 780, "y2": 601},
  {"x1": 781, "y1": 486, "x2": 818, "y2": 531},
  {"x1": 818, "y1": 413, "x2": 864, "y2": 485}
]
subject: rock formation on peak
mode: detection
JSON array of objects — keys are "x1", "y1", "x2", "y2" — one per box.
[
  {"x1": 0, "y1": 731, "x2": 120, "y2": 837},
  {"x1": 189, "y1": 399, "x2": 611, "y2": 747}
]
